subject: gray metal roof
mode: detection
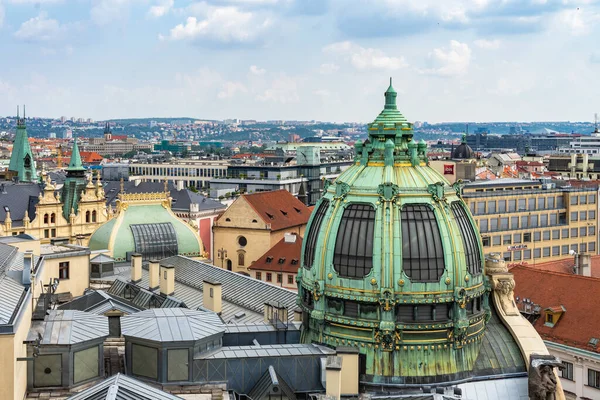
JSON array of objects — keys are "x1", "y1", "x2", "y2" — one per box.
[
  {"x1": 40, "y1": 310, "x2": 109, "y2": 345},
  {"x1": 58, "y1": 290, "x2": 143, "y2": 315},
  {"x1": 90, "y1": 254, "x2": 115, "y2": 263},
  {"x1": 68, "y1": 373, "x2": 183, "y2": 400},
  {"x1": 0, "y1": 243, "x2": 27, "y2": 328},
  {"x1": 0, "y1": 182, "x2": 41, "y2": 224},
  {"x1": 107, "y1": 278, "x2": 186, "y2": 309},
  {"x1": 161, "y1": 256, "x2": 298, "y2": 323},
  {"x1": 121, "y1": 308, "x2": 225, "y2": 342},
  {"x1": 456, "y1": 376, "x2": 528, "y2": 400},
  {"x1": 199, "y1": 344, "x2": 335, "y2": 360}
]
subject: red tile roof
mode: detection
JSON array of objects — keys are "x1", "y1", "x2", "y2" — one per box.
[
  {"x1": 527, "y1": 255, "x2": 600, "y2": 278},
  {"x1": 63, "y1": 151, "x2": 104, "y2": 163},
  {"x1": 243, "y1": 189, "x2": 311, "y2": 231},
  {"x1": 248, "y1": 234, "x2": 302, "y2": 273},
  {"x1": 511, "y1": 266, "x2": 600, "y2": 353}
]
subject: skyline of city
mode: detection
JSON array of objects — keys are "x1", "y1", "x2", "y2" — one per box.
[{"x1": 1, "y1": 0, "x2": 599, "y2": 123}]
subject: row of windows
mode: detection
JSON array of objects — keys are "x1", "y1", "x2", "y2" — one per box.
[
  {"x1": 255, "y1": 271, "x2": 295, "y2": 285},
  {"x1": 500, "y1": 242, "x2": 596, "y2": 262},
  {"x1": 43, "y1": 213, "x2": 56, "y2": 224},
  {"x1": 304, "y1": 202, "x2": 481, "y2": 282},
  {"x1": 130, "y1": 166, "x2": 226, "y2": 178},
  {"x1": 468, "y1": 193, "x2": 597, "y2": 216},
  {"x1": 475, "y1": 211, "x2": 596, "y2": 233},
  {"x1": 482, "y1": 226, "x2": 596, "y2": 246},
  {"x1": 561, "y1": 361, "x2": 600, "y2": 391}
]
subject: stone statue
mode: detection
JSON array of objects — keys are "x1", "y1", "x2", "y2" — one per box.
[{"x1": 529, "y1": 354, "x2": 563, "y2": 400}]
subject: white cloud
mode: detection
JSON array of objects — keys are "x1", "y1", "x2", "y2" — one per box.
[
  {"x1": 14, "y1": 12, "x2": 65, "y2": 42},
  {"x1": 249, "y1": 65, "x2": 266, "y2": 75},
  {"x1": 423, "y1": 40, "x2": 471, "y2": 76},
  {"x1": 318, "y1": 63, "x2": 339, "y2": 74},
  {"x1": 148, "y1": 0, "x2": 173, "y2": 18},
  {"x1": 7, "y1": 0, "x2": 63, "y2": 3},
  {"x1": 256, "y1": 74, "x2": 299, "y2": 103},
  {"x1": 218, "y1": 81, "x2": 247, "y2": 99},
  {"x1": 474, "y1": 39, "x2": 500, "y2": 49},
  {"x1": 314, "y1": 89, "x2": 331, "y2": 97},
  {"x1": 0, "y1": 2, "x2": 4, "y2": 28},
  {"x1": 323, "y1": 41, "x2": 408, "y2": 70},
  {"x1": 91, "y1": 0, "x2": 132, "y2": 26},
  {"x1": 162, "y1": 6, "x2": 272, "y2": 44},
  {"x1": 556, "y1": 8, "x2": 600, "y2": 36}
]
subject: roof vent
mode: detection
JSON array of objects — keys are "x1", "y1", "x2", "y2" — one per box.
[
  {"x1": 280, "y1": 210, "x2": 288, "y2": 216},
  {"x1": 266, "y1": 212, "x2": 274, "y2": 220},
  {"x1": 284, "y1": 233, "x2": 297, "y2": 243},
  {"x1": 589, "y1": 338, "x2": 599, "y2": 347},
  {"x1": 234, "y1": 312, "x2": 246, "y2": 319}
]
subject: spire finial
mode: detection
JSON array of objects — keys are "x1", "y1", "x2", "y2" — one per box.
[
  {"x1": 17, "y1": 105, "x2": 19, "y2": 119},
  {"x1": 384, "y1": 77, "x2": 397, "y2": 110}
]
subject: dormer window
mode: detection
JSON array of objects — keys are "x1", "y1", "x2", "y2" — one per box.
[
  {"x1": 266, "y1": 212, "x2": 274, "y2": 220},
  {"x1": 294, "y1": 207, "x2": 301, "y2": 213},
  {"x1": 544, "y1": 305, "x2": 566, "y2": 327},
  {"x1": 278, "y1": 257, "x2": 286, "y2": 264},
  {"x1": 266, "y1": 256, "x2": 273, "y2": 263},
  {"x1": 281, "y1": 210, "x2": 288, "y2": 216},
  {"x1": 291, "y1": 259, "x2": 298, "y2": 265}
]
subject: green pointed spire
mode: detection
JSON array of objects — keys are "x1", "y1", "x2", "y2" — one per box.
[
  {"x1": 67, "y1": 139, "x2": 86, "y2": 172},
  {"x1": 370, "y1": 77, "x2": 409, "y2": 129},
  {"x1": 384, "y1": 77, "x2": 397, "y2": 110},
  {"x1": 8, "y1": 105, "x2": 37, "y2": 183}
]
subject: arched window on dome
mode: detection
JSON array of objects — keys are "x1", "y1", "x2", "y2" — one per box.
[
  {"x1": 333, "y1": 203, "x2": 376, "y2": 278},
  {"x1": 401, "y1": 204, "x2": 445, "y2": 282},
  {"x1": 451, "y1": 202, "x2": 482, "y2": 275},
  {"x1": 303, "y1": 199, "x2": 329, "y2": 270}
]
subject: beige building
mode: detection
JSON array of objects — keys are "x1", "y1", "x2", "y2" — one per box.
[
  {"x1": 129, "y1": 159, "x2": 229, "y2": 190},
  {"x1": 212, "y1": 190, "x2": 310, "y2": 273},
  {"x1": 248, "y1": 232, "x2": 301, "y2": 290},
  {"x1": 463, "y1": 179, "x2": 598, "y2": 264},
  {"x1": 0, "y1": 236, "x2": 92, "y2": 400}
]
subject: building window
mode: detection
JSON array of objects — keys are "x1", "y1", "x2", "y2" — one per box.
[
  {"x1": 333, "y1": 204, "x2": 376, "y2": 279},
  {"x1": 303, "y1": 199, "x2": 329, "y2": 270},
  {"x1": 452, "y1": 202, "x2": 481, "y2": 275},
  {"x1": 552, "y1": 246, "x2": 560, "y2": 256},
  {"x1": 492, "y1": 236, "x2": 501, "y2": 246},
  {"x1": 590, "y1": 242, "x2": 596, "y2": 252},
  {"x1": 543, "y1": 230, "x2": 550, "y2": 240},
  {"x1": 44, "y1": 229, "x2": 49, "y2": 238},
  {"x1": 256, "y1": 272, "x2": 262, "y2": 280},
  {"x1": 590, "y1": 210, "x2": 597, "y2": 220},
  {"x1": 543, "y1": 247, "x2": 550, "y2": 257},
  {"x1": 132, "y1": 344, "x2": 158, "y2": 380},
  {"x1": 589, "y1": 194, "x2": 596, "y2": 204},
  {"x1": 50, "y1": 213, "x2": 55, "y2": 223},
  {"x1": 571, "y1": 228, "x2": 578, "y2": 238},
  {"x1": 513, "y1": 233, "x2": 521, "y2": 244},
  {"x1": 237, "y1": 236, "x2": 247, "y2": 247},
  {"x1": 59, "y1": 261, "x2": 69, "y2": 279},
  {"x1": 523, "y1": 232, "x2": 531, "y2": 242},
  {"x1": 266, "y1": 273, "x2": 272, "y2": 282},
  {"x1": 43, "y1": 213, "x2": 49, "y2": 224},
  {"x1": 562, "y1": 229, "x2": 569, "y2": 239},
  {"x1": 503, "y1": 234, "x2": 512, "y2": 245},
  {"x1": 277, "y1": 273, "x2": 282, "y2": 283},
  {"x1": 85, "y1": 211, "x2": 90, "y2": 223},
  {"x1": 588, "y1": 368, "x2": 600, "y2": 389},
  {"x1": 561, "y1": 362, "x2": 574, "y2": 381},
  {"x1": 51, "y1": 228, "x2": 56, "y2": 237},
  {"x1": 238, "y1": 252, "x2": 245, "y2": 266},
  {"x1": 287, "y1": 275, "x2": 294, "y2": 284},
  {"x1": 482, "y1": 237, "x2": 490, "y2": 247},
  {"x1": 92, "y1": 210, "x2": 97, "y2": 222},
  {"x1": 344, "y1": 300, "x2": 359, "y2": 318}
]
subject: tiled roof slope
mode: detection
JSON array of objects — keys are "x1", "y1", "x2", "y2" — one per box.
[
  {"x1": 511, "y1": 266, "x2": 600, "y2": 352},
  {"x1": 529, "y1": 255, "x2": 600, "y2": 278},
  {"x1": 249, "y1": 234, "x2": 302, "y2": 274},
  {"x1": 241, "y1": 189, "x2": 310, "y2": 231}
]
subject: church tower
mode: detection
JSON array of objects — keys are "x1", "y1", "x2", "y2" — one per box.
[
  {"x1": 61, "y1": 138, "x2": 88, "y2": 221},
  {"x1": 8, "y1": 106, "x2": 37, "y2": 182}
]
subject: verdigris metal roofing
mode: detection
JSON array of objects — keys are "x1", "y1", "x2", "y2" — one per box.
[
  {"x1": 41, "y1": 310, "x2": 109, "y2": 345},
  {"x1": 68, "y1": 373, "x2": 183, "y2": 400},
  {"x1": 121, "y1": 308, "x2": 225, "y2": 342},
  {"x1": 161, "y1": 256, "x2": 298, "y2": 322},
  {"x1": 199, "y1": 344, "x2": 335, "y2": 359}
]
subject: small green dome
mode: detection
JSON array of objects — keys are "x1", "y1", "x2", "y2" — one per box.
[
  {"x1": 298, "y1": 79, "x2": 487, "y2": 385},
  {"x1": 89, "y1": 202, "x2": 203, "y2": 262}
]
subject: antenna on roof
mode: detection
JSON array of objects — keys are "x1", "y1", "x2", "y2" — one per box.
[
  {"x1": 595, "y1": 113, "x2": 599, "y2": 134},
  {"x1": 23, "y1": 105, "x2": 26, "y2": 119}
]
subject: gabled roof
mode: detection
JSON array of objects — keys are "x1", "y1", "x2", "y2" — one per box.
[
  {"x1": 58, "y1": 290, "x2": 143, "y2": 315},
  {"x1": 239, "y1": 189, "x2": 310, "y2": 231},
  {"x1": 121, "y1": 308, "x2": 225, "y2": 342},
  {"x1": 247, "y1": 365, "x2": 297, "y2": 400},
  {"x1": 68, "y1": 373, "x2": 182, "y2": 400},
  {"x1": 527, "y1": 255, "x2": 600, "y2": 278},
  {"x1": 249, "y1": 234, "x2": 302, "y2": 274},
  {"x1": 511, "y1": 266, "x2": 600, "y2": 352}
]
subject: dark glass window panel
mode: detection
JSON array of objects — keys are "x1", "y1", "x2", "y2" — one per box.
[
  {"x1": 451, "y1": 202, "x2": 482, "y2": 276},
  {"x1": 344, "y1": 300, "x2": 359, "y2": 318},
  {"x1": 303, "y1": 199, "x2": 329, "y2": 270},
  {"x1": 130, "y1": 222, "x2": 179, "y2": 260},
  {"x1": 401, "y1": 204, "x2": 445, "y2": 282},
  {"x1": 333, "y1": 204, "x2": 376, "y2": 279},
  {"x1": 396, "y1": 305, "x2": 414, "y2": 322}
]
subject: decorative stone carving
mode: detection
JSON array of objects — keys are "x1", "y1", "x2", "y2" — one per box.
[
  {"x1": 485, "y1": 253, "x2": 508, "y2": 274},
  {"x1": 335, "y1": 182, "x2": 350, "y2": 199},
  {"x1": 529, "y1": 354, "x2": 564, "y2": 400},
  {"x1": 322, "y1": 178, "x2": 331, "y2": 192},
  {"x1": 377, "y1": 183, "x2": 400, "y2": 202},
  {"x1": 452, "y1": 180, "x2": 464, "y2": 198},
  {"x1": 427, "y1": 182, "x2": 446, "y2": 203},
  {"x1": 378, "y1": 289, "x2": 396, "y2": 311}
]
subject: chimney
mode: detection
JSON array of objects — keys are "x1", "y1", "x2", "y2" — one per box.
[
  {"x1": 580, "y1": 254, "x2": 592, "y2": 277},
  {"x1": 293, "y1": 307, "x2": 302, "y2": 322},
  {"x1": 203, "y1": 280, "x2": 222, "y2": 314},
  {"x1": 130, "y1": 253, "x2": 142, "y2": 283},
  {"x1": 336, "y1": 347, "x2": 359, "y2": 396},
  {"x1": 22, "y1": 250, "x2": 33, "y2": 287},
  {"x1": 149, "y1": 259, "x2": 160, "y2": 290},
  {"x1": 325, "y1": 356, "x2": 343, "y2": 400},
  {"x1": 284, "y1": 232, "x2": 297, "y2": 243},
  {"x1": 176, "y1": 180, "x2": 184, "y2": 191},
  {"x1": 160, "y1": 264, "x2": 175, "y2": 296}
]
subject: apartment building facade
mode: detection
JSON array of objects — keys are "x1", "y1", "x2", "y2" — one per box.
[
  {"x1": 128, "y1": 159, "x2": 229, "y2": 189},
  {"x1": 462, "y1": 179, "x2": 599, "y2": 264}
]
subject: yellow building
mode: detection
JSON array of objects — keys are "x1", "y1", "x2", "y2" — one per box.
[
  {"x1": 0, "y1": 139, "x2": 111, "y2": 244},
  {"x1": 463, "y1": 179, "x2": 598, "y2": 264},
  {"x1": 212, "y1": 190, "x2": 310, "y2": 273}
]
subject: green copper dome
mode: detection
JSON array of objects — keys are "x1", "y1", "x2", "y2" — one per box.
[{"x1": 298, "y1": 80, "x2": 488, "y2": 385}]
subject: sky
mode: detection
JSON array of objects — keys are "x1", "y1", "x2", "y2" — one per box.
[{"x1": 0, "y1": 0, "x2": 599, "y2": 123}]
